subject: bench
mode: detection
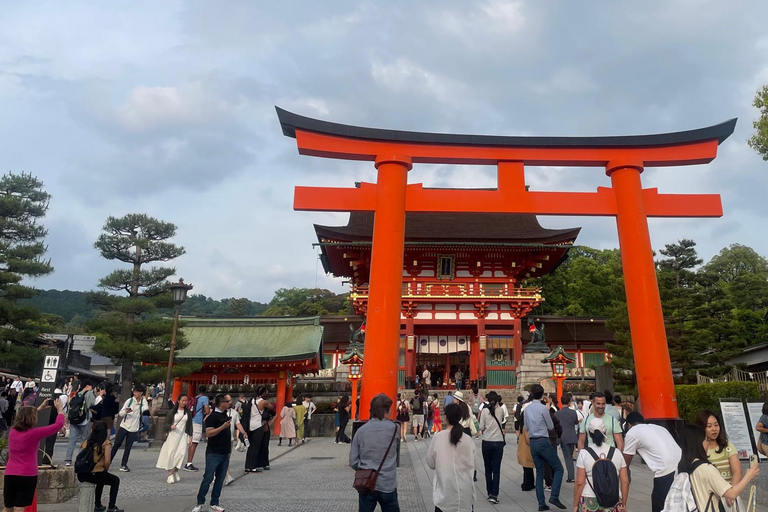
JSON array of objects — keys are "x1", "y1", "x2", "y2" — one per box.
[{"x1": 78, "y1": 481, "x2": 96, "y2": 512}]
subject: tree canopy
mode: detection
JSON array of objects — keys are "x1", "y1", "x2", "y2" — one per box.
[
  {"x1": 87, "y1": 214, "x2": 193, "y2": 400},
  {"x1": 0, "y1": 172, "x2": 58, "y2": 375},
  {"x1": 748, "y1": 84, "x2": 768, "y2": 160}
]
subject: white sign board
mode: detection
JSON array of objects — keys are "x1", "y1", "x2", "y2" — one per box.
[
  {"x1": 73, "y1": 335, "x2": 96, "y2": 342},
  {"x1": 41, "y1": 369, "x2": 57, "y2": 383},
  {"x1": 43, "y1": 355, "x2": 60, "y2": 369},
  {"x1": 746, "y1": 402, "x2": 767, "y2": 461},
  {"x1": 42, "y1": 333, "x2": 68, "y2": 341},
  {"x1": 719, "y1": 401, "x2": 755, "y2": 460}
]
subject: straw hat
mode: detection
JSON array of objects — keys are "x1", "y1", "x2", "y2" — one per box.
[{"x1": 453, "y1": 390, "x2": 467, "y2": 402}]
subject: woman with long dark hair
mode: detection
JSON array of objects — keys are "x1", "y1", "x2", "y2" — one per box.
[
  {"x1": 678, "y1": 424, "x2": 758, "y2": 511},
  {"x1": 694, "y1": 410, "x2": 742, "y2": 487},
  {"x1": 479, "y1": 391, "x2": 506, "y2": 504},
  {"x1": 426, "y1": 403, "x2": 475, "y2": 512},
  {"x1": 78, "y1": 420, "x2": 123, "y2": 512},
  {"x1": 156, "y1": 393, "x2": 193, "y2": 483},
  {"x1": 241, "y1": 386, "x2": 274, "y2": 473},
  {"x1": 336, "y1": 396, "x2": 351, "y2": 444},
  {"x1": 4, "y1": 401, "x2": 65, "y2": 512}
]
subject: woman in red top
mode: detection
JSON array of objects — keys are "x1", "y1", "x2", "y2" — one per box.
[{"x1": 4, "y1": 399, "x2": 65, "y2": 511}]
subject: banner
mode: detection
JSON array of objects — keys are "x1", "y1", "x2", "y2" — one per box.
[{"x1": 719, "y1": 401, "x2": 755, "y2": 460}]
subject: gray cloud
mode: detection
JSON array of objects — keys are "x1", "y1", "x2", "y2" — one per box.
[{"x1": 2, "y1": 0, "x2": 767, "y2": 301}]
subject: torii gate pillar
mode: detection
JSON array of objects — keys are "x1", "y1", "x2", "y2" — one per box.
[{"x1": 609, "y1": 162, "x2": 677, "y2": 418}]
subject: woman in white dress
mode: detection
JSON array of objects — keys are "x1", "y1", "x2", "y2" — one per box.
[
  {"x1": 156, "y1": 394, "x2": 193, "y2": 484},
  {"x1": 278, "y1": 402, "x2": 297, "y2": 446}
]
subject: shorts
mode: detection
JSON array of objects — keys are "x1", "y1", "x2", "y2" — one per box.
[
  {"x1": 192, "y1": 422, "x2": 203, "y2": 443},
  {"x1": 4, "y1": 475, "x2": 38, "y2": 508},
  {"x1": 412, "y1": 414, "x2": 425, "y2": 427}
]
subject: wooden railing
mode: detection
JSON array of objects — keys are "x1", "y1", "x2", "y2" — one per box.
[
  {"x1": 351, "y1": 282, "x2": 542, "y2": 300},
  {"x1": 696, "y1": 368, "x2": 768, "y2": 394}
]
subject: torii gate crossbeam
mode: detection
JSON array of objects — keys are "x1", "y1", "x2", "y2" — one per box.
[{"x1": 277, "y1": 107, "x2": 736, "y2": 425}]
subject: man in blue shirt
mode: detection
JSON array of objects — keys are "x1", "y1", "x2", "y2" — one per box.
[
  {"x1": 185, "y1": 385, "x2": 210, "y2": 472},
  {"x1": 523, "y1": 384, "x2": 566, "y2": 511}
]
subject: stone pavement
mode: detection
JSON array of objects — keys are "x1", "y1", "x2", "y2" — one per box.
[{"x1": 40, "y1": 433, "x2": 765, "y2": 512}]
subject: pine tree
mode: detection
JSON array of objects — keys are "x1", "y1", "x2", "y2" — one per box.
[
  {"x1": 657, "y1": 239, "x2": 702, "y2": 383},
  {"x1": 87, "y1": 214, "x2": 187, "y2": 401},
  {"x1": 0, "y1": 172, "x2": 56, "y2": 375}
]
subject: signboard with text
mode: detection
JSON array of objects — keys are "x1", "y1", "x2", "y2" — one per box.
[
  {"x1": 719, "y1": 400, "x2": 755, "y2": 460},
  {"x1": 746, "y1": 402, "x2": 767, "y2": 461}
]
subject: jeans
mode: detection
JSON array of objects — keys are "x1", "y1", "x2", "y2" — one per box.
[
  {"x1": 652, "y1": 472, "x2": 676, "y2": 512},
  {"x1": 78, "y1": 471, "x2": 120, "y2": 509},
  {"x1": 530, "y1": 438, "x2": 563, "y2": 506},
  {"x1": 359, "y1": 489, "x2": 400, "y2": 512},
  {"x1": 560, "y1": 441, "x2": 576, "y2": 481},
  {"x1": 482, "y1": 440, "x2": 505, "y2": 497},
  {"x1": 111, "y1": 428, "x2": 138, "y2": 467},
  {"x1": 65, "y1": 421, "x2": 90, "y2": 462},
  {"x1": 196, "y1": 452, "x2": 230, "y2": 506}
]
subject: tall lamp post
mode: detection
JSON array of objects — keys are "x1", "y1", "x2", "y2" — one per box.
[
  {"x1": 542, "y1": 346, "x2": 574, "y2": 404},
  {"x1": 162, "y1": 278, "x2": 193, "y2": 411}
]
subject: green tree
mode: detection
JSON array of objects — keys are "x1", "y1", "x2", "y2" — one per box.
[
  {"x1": 261, "y1": 288, "x2": 349, "y2": 317},
  {"x1": 0, "y1": 172, "x2": 55, "y2": 375},
  {"x1": 748, "y1": 84, "x2": 768, "y2": 160},
  {"x1": 657, "y1": 240, "x2": 702, "y2": 384},
  {"x1": 87, "y1": 214, "x2": 187, "y2": 401}
]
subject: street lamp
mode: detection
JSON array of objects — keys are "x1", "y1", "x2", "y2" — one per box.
[
  {"x1": 162, "y1": 278, "x2": 193, "y2": 411},
  {"x1": 340, "y1": 342, "x2": 364, "y2": 421},
  {"x1": 542, "y1": 346, "x2": 575, "y2": 405}
]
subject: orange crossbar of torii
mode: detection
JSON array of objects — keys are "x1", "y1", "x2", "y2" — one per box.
[{"x1": 277, "y1": 107, "x2": 736, "y2": 424}]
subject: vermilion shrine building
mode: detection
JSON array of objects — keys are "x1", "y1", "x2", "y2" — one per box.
[{"x1": 316, "y1": 211, "x2": 610, "y2": 389}]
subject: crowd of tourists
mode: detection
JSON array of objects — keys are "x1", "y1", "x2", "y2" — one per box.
[{"x1": 348, "y1": 385, "x2": 766, "y2": 512}]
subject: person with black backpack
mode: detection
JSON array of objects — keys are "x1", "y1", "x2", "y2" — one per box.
[
  {"x1": 573, "y1": 417, "x2": 629, "y2": 512},
  {"x1": 76, "y1": 420, "x2": 123, "y2": 512},
  {"x1": 65, "y1": 379, "x2": 95, "y2": 466}
]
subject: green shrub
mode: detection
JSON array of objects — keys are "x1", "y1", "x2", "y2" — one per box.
[{"x1": 675, "y1": 382, "x2": 760, "y2": 423}]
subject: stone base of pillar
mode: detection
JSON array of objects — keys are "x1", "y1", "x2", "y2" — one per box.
[{"x1": 516, "y1": 353, "x2": 555, "y2": 392}]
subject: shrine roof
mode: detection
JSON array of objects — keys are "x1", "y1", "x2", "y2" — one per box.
[
  {"x1": 315, "y1": 212, "x2": 580, "y2": 244},
  {"x1": 176, "y1": 316, "x2": 323, "y2": 362},
  {"x1": 277, "y1": 107, "x2": 736, "y2": 148}
]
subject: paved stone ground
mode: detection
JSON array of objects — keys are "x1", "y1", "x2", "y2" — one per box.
[{"x1": 40, "y1": 433, "x2": 765, "y2": 512}]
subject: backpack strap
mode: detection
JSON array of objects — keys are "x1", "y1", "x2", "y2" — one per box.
[
  {"x1": 607, "y1": 446, "x2": 615, "y2": 461},
  {"x1": 585, "y1": 447, "x2": 599, "y2": 461}
]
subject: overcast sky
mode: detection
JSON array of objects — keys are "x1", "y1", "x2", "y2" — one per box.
[{"x1": 2, "y1": 1, "x2": 767, "y2": 303}]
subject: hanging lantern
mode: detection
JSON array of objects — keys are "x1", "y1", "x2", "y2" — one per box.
[
  {"x1": 211, "y1": 375, "x2": 218, "y2": 384},
  {"x1": 244, "y1": 375, "x2": 250, "y2": 385}
]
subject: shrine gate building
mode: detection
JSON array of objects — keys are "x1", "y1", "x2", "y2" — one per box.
[{"x1": 315, "y1": 211, "x2": 609, "y2": 389}]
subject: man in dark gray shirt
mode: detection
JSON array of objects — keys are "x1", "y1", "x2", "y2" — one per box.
[
  {"x1": 350, "y1": 394, "x2": 400, "y2": 512},
  {"x1": 524, "y1": 384, "x2": 566, "y2": 511},
  {"x1": 554, "y1": 393, "x2": 579, "y2": 483}
]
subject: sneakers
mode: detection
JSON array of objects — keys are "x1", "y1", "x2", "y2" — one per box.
[
  {"x1": 167, "y1": 475, "x2": 175, "y2": 484},
  {"x1": 107, "y1": 508, "x2": 124, "y2": 512},
  {"x1": 263, "y1": 466, "x2": 270, "y2": 470},
  {"x1": 184, "y1": 463, "x2": 199, "y2": 472},
  {"x1": 488, "y1": 496, "x2": 499, "y2": 504},
  {"x1": 209, "y1": 506, "x2": 225, "y2": 512},
  {"x1": 64, "y1": 461, "x2": 72, "y2": 467},
  {"x1": 224, "y1": 475, "x2": 235, "y2": 486},
  {"x1": 118, "y1": 466, "x2": 130, "y2": 472},
  {"x1": 549, "y1": 498, "x2": 566, "y2": 510},
  {"x1": 95, "y1": 506, "x2": 106, "y2": 512},
  {"x1": 174, "y1": 472, "x2": 180, "y2": 482},
  {"x1": 192, "y1": 506, "x2": 203, "y2": 512}
]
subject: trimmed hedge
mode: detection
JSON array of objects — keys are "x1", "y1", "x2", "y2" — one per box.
[{"x1": 675, "y1": 382, "x2": 760, "y2": 423}]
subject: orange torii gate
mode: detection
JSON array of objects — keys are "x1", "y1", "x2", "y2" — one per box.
[{"x1": 277, "y1": 107, "x2": 736, "y2": 424}]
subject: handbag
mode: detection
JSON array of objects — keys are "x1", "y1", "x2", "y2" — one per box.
[
  {"x1": 488, "y1": 407, "x2": 506, "y2": 444},
  {"x1": 352, "y1": 423, "x2": 398, "y2": 494}
]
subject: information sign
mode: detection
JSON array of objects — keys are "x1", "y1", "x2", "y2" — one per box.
[
  {"x1": 719, "y1": 401, "x2": 755, "y2": 460},
  {"x1": 44, "y1": 355, "x2": 60, "y2": 369},
  {"x1": 745, "y1": 402, "x2": 767, "y2": 461}
]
